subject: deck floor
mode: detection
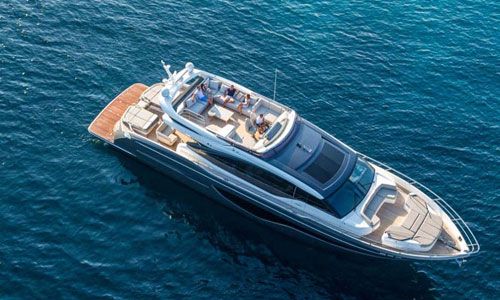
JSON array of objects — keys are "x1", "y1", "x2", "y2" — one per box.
[{"x1": 88, "y1": 83, "x2": 148, "y2": 142}]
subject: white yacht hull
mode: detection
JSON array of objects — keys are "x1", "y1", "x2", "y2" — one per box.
[
  {"x1": 91, "y1": 132, "x2": 474, "y2": 261},
  {"x1": 88, "y1": 69, "x2": 479, "y2": 262}
]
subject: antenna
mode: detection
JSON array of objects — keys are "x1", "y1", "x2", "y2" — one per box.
[
  {"x1": 272, "y1": 68, "x2": 278, "y2": 102},
  {"x1": 161, "y1": 60, "x2": 172, "y2": 79}
]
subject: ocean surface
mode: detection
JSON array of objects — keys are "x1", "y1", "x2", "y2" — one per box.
[{"x1": 0, "y1": 1, "x2": 498, "y2": 299}]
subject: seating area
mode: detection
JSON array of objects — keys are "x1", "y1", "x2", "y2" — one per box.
[
  {"x1": 140, "y1": 82, "x2": 196, "y2": 114},
  {"x1": 139, "y1": 83, "x2": 164, "y2": 113},
  {"x1": 252, "y1": 100, "x2": 285, "y2": 124},
  {"x1": 382, "y1": 193, "x2": 443, "y2": 252},
  {"x1": 175, "y1": 77, "x2": 287, "y2": 149},
  {"x1": 206, "y1": 123, "x2": 236, "y2": 138},
  {"x1": 121, "y1": 105, "x2": 185, "y2": 149},
  {"x1": 122, "y1": 105, "x2": 159, "y2": 135},
  {"x1": 363, "y1": 187, "x2": 397, "y2": 228},
  {"x1": 213, "y1": 91, "x2": 260, "y2": 117},
  {"x1": 156, "y1": 122, "x2": 179, "y2": 146},
  {"x1": 133, "y1": 76, "x2": 290, "y2": 150},
  {"x1": 184, "y1": 95, "x2": 211, "y2": 115}
]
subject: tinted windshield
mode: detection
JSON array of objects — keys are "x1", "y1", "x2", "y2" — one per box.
[
  {"x1": 324, "y1": 158, "x2": 374, "y2": 218},
  {"x1": 303, "y1": 141, "x2": 345, "y2": 184}
]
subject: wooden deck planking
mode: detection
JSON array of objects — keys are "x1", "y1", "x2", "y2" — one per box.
[{"x1": 88, "y1": 83, "x2": 148, "y2": 142}]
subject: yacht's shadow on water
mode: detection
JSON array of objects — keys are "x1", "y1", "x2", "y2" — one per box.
[{"x1": 116, "y1": 153, "x2": 437, "y2": 299}]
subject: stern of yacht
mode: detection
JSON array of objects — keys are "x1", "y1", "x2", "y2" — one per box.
[{"x1": 88, "y1": 83, "x2": 192, "y2": 151}]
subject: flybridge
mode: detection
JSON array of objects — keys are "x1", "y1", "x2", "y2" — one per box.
[{"x1": 158, "y1": 62, "x2": 298, "y2": 155}]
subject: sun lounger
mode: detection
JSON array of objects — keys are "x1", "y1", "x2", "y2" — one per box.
[
  {"x1": 382, "y1": 193, "x2": 443, "y2": 252},
  {"x1": 122, "y1": 105, "x2": 158, "y2": 135}
]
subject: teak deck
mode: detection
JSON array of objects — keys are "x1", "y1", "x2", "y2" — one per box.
[{"x1": 88, "y1": 83, "x2": 148, "y2": 142}]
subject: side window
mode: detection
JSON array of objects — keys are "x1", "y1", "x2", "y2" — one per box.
[
  {"x1": 294, "y1": 188, "x2": 330, "y2": 212},
  {"x1": 215, "y1": 154, "x2": 295, "y2": 196},
  {"x1": 188, "y1": 143, "x2": 332, "y2": 214},
  {"x1": 245, "y1": 163, "x2": 295, "y2": 195}
]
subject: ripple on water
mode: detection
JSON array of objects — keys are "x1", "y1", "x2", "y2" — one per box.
[{"x1": 0, "y1": 0, "x2": 499, "y2": 298}]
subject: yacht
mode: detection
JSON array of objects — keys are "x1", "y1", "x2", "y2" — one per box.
[{"x1": 88, "y1": 62, "x2": 479, "y2": 261}]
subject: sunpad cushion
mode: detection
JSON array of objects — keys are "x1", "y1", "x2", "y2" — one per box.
[
  {"x1": 123, "y1": 105, "x2": 158, "y2": 133},
  {"x1": 384, "y1": 194, "x2": 443, "y2": 249},
  {"x1": 186, "y1": 100, "x2": 209, "y2": 115},
  {"x1": 386, "y1": 226, "x2": 414, "y2": 241},
  {"x1": 141, "y1": 83, "x2": 164, "y2": 106}
]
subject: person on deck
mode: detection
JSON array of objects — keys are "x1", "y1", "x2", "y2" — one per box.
[
  {"x1": 255, "y1": 113, "x2": 269, "y2": 133},
  {"x1": 192, "y1": 84, "x2": 213, "y2": 105},
  {"x1": 222, "y1": 84, "x2": 237, "y2": 106},
  {"x1": 237, "y1": 93, "x2": 251, "y2": 114}
]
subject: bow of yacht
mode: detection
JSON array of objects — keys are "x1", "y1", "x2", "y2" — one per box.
[{"x1": 88, "y1": 62, "x2": 479, "y2": 261}]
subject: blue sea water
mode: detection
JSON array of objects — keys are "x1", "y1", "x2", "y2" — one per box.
[{"x1": 0, "y1": 0, "x2": 499, "y2": 298}]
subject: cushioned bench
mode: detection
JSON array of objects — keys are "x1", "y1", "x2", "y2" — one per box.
[
  {"x1": 252, "y1": 99, "x2": 284, "y2": 123},
  {"x1": 180, "y1": 78, "x2": 216, "y2": 116},
  {"x1": 213, "y1": 91, "x2": 260, "y2": 117},
  {"x1": 185, "y1": 97, "x2": 210, "y2": 115},
  {"x1": 206, "y1": 123, "x2": 236, "y2": 138},
  {"x1": 382, "y1": 193, "x2": 443, "y2": 252},
  {"x1": 140, "y1": 83, "x2": 164, "y2": 109},
  {"x1": 363, "y1": 187, "x2": 397, "y2": 228},
  {"x1": 122, "y1": 105, "x2": 158, "y2": 135},
  {"x1": 156, "y1": 122, "x2": 178, "y2": 146}
]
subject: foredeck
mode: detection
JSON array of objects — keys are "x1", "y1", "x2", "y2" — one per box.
[{"x1": 88, "y1": 83, "x2": 148, "y2": 142}]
